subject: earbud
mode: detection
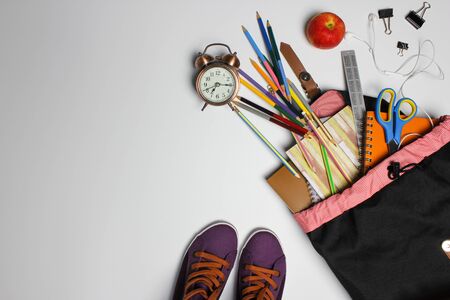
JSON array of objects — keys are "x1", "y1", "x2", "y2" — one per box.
[
  {"x1": 194, "y1": 53, "x2": 214, "y2": 69},
  {"x1": 222, "y1": 52, "x2": 240, "y2": 68}
]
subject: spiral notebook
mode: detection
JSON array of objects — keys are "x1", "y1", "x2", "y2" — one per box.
[{"x1": 364, "y1": 111, "x2": 436, "y2": 172}]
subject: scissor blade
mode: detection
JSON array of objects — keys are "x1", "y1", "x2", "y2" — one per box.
[{"x1": 388, "y1": 140, "x2": 399, "y2": 154}]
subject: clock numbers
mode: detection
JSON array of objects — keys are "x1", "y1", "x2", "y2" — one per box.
[{"x1": 199, "y1": 66, "x2": 236, "y2": 104}]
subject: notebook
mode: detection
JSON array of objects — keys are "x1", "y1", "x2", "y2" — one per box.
[
  {"x1": 266, "y1": 165, "x2": 313, "y2": 213},
  {"x1": 286, "y1": 106, "x2": 360, "y2": 200},
  {"x1": 364, "y1": 111, "x2": 435, "y2": 172}
]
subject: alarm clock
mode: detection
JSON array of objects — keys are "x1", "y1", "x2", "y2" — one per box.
[{"x1": 194, "y1": 43, "x2": 240, "y2": 110}]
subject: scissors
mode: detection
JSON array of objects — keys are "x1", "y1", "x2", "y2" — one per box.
[{"x1": 375, "y1": 88, "x2": 417, "y2": 154}]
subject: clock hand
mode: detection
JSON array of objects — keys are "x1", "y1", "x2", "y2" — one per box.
[
  {"x1": 203, "y1": 83, "x2": 232, "y2": 91},
  {"x1": 203, "y1": 86, "x2": 215, "y2": 91},
  {"x1": 203, "y1": 82, "x2": 223, "y2": 92}
]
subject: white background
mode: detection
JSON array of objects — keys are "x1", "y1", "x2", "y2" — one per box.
[{"x1": 0, "y1": 1, "x2": 449, "y2": 299}]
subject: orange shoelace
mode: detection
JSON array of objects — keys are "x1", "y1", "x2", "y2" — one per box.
[
  {"x1": 241, "y1": 265, "x2": 280, "y2": 300},
  {"x1": 183, "y1": 251, "x2": 230, "y2": 300}
]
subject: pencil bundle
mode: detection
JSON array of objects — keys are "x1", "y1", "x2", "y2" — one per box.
[{"x1": 236, "y1": 12, "x2": 352, "y2": 195}]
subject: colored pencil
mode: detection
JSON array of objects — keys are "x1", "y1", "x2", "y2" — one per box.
[
  {"x1": 237, "y1": 96, "x2": 307, "y2": 134},
  {"x1": 249, "y1": 59, "x2": 300, "y2": 116},
  {"x1": 321, "y1": 144, "x2": 336, "y2": 194},
  {"x1": 267, "y1": 20, "x2": 291, "y2": 100},
  {"x1": 256, "y1": 12, "x2": 282, "y2": 89},
  {"x1": 289, "y1": 81, "x2": 337, "y2": 146},
  {"x1": 256, "y1": 12, "x2": 272, "y2": 58},
  {"x1": 239, "y1": 69, "x2": 299, "y2": 121},
  {"x1": 232, "y1": 104, "x2": 300, "y2": 178},
  {"x1": 240, "y1": 78, "x2": 303, "y2": 128},
  {"x1": 303, "y1": 112, "x2": 352, "y2": 183},
  {"x1": 294, "y1": 133, "x2": 317, "y2": 173},
  {"x1": 288, "y1": 79, "x2": 314, "y2": 114},
  {"x1": 241, "y1": 25, "x2": 283, "y2": 92},
  {"x1": 234, "y1": 100, "x2": 306, "y2": 136},
  {"x1": 245, "y1": 59, "x2": 317, "y2": 173}
]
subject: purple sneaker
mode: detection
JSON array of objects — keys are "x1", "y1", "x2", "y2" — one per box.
[
  {"x1": 173, "y1": 222, "x2": 238, "y2": 300},
  {"x1": 237, "y1": 230, "x2": 286, "y2": 300}
]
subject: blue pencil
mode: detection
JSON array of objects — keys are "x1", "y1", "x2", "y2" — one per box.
[
  {"x1": 256, "y1": 12, "x2": 273, "y2": 55},
  {"x1": 241, "y1": 25, "x2": 283, "y2": 91},
  {"x1": 242, "y1": 25, "x2": 266, "y2": 64},
  {"x1": 256, "y1": 12, "x2": 283, "y2": 86}
]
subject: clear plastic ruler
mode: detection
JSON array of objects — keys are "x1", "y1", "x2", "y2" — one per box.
[{"x1": 341, "y1": 50, "x2": 366, "y2": 169}]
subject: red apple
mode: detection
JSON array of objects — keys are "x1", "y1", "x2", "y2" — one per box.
[{"x1": 306, "y1": 12, "x2": 346, "y2": 49}]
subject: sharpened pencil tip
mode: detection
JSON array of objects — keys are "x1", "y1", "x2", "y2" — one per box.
[
  {"x1": 266, "y1": 20, "x2": 271, "y2": 27},
  {"x1": 256, "y1": 11, "x2": 261, "y2": 19},
  {"x1": 241, "y1": 25, "x2": 247, "y2": 32}
]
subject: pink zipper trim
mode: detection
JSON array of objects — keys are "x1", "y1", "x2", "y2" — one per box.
[{"x1": 295, "y1": 116, "x2": 450, "y2": 233}]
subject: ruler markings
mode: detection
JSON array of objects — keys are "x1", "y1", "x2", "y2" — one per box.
[{"x1": 341, "y1": 50, "x2": 366, "y2": 170}]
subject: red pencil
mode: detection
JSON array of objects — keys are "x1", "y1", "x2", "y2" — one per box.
[{"x1": 236, "y1": 96, "x2": 308, "y2": 135}]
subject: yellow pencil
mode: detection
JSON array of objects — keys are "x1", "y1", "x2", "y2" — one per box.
[
  {"x1": 240, "y1": 78, "x2": 306, "y2": 128},
  {"x1": 249, "y1": 58, "x2": 313, "y2": 170},
  {"x1": 289, "y1": 86, "x2": 309, "y2": 114},
  {"x1": 240, "y1": 78, "x2": 276, "y2": 107},
  {"x1": 289, "y1": 84, "x2": 337, "y2": 146},
  {"x1": 248, "y1": 62, "x2": 306, "y2": 127}
]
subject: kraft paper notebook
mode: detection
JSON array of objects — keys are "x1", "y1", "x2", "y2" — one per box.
[{"x1": 364, "y1": 111, "x2": 435, "y2": 172}]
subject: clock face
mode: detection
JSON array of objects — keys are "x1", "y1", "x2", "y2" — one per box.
[{"x1": 198, "y1": 66, "x2": 237, "y2": 104}]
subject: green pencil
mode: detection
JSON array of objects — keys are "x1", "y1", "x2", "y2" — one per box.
[{"x1": 321, "y1": 144, "x2": 336, "y2": 194}]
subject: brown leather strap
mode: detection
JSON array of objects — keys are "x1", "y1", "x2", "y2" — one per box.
[{"x1": 280, "y1": 42, "x2": 321, "y2": 101}]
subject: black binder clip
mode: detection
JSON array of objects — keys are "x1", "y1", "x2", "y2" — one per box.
[
  {"x1": 378, "y1": 8, "x2": 393, "y2": 35},
  {"x1": 405, "y1": 2, "x2": 431, "y2": 29},
  {"x1": 397, "y1": 41, "x2": 409, "y2": 56}
]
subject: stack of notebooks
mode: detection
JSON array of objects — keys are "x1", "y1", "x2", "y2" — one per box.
[{"x1": 286, "y1": 106, "x2": 360, "y2": 200}]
